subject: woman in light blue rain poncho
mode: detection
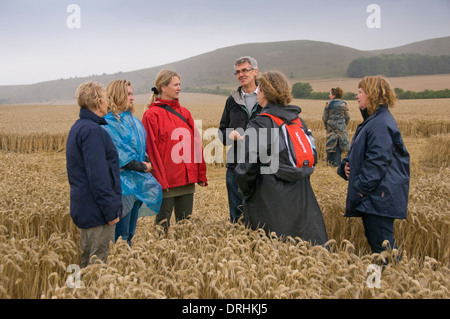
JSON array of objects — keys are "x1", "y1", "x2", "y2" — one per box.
[{"x1": 103, "y1": 80, "x2": 162, "y2": 245}]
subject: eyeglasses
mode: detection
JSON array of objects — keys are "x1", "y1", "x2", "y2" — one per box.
[{"x1": 234, "y1": 68, "x2": 254, "y2": 76}]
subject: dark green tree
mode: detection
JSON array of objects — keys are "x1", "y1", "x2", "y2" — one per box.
[
  {"x1": 347, "y1": 54, "x2": 450, "y2": 78},
  {"x1": 292, "y1": 82, "x2": 313, "y2": 98}
]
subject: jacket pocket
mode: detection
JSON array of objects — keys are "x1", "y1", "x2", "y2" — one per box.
[
  {"x1": 369, "y1": 188, "x2": 391, "y2": 213},
  {"x1": 364, "y1": 178, "x2": 391, "y2": 215}
]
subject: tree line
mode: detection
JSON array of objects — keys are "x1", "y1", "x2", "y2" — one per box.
[
  {"x1": 346, "y1": 53, "x2": 450, "y2": 78},
  {"x1": 183, "y1": 80, "x2": 450, "y2": 101},
  {"x1": 291, "y1": 82, "x2": 450, "y2": 100},
  {"x1": 394, "y1": 88, "x2": 450, "y2": 99}
]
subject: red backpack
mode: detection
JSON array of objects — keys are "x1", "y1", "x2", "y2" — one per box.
[{"x1": 262, "y1": 113, "x2": 315, "y2": 168}]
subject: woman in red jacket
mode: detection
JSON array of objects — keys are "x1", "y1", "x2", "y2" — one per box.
[{"x1": 142, "y1": 70, "x2": 207, "y2": 231}]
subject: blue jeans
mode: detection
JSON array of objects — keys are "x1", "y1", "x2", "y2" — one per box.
[
  {"x1": 226, "y1": 168, "x2": 243, "y2": 223},
  {"x1": 115, "y1": 200, "x2": 141, "y2": 246}
]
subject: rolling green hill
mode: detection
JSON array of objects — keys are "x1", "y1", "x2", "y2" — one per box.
[
  {"x1": 371, "y1": 36, "x2": 450, "y2": 56},
  {"x1": 1, "y1": 36, "x2": 449, "y2": 104}
]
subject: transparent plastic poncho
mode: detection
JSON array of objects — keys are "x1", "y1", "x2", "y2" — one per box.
[{"x1": 103, "y1": 111, "x2": 162, "y2": 217}]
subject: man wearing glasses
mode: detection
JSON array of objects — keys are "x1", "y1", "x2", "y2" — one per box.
[{"x1": 219, "y1": 56, "x2": 262, "y2": 223}]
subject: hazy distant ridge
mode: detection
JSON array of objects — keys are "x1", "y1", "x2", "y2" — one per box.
[{"x1": 1, "y1": 36, "x2": 449, "y2": 104}]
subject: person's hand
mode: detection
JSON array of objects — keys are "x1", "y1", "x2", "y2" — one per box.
[
  {"x1": 143, "y1": 161, "x2": 152, "y2": 173},
  {"x1": 228, "y1": 130, "x2": 243, "y2": 141},
  {"x1": 345, "y1": 162, "x2": 350, "y2": 179},
  {"x1": 108, "y1": 217, "x2": 120, "y2": 226},
  {"x1": 198, "y1": 181, "x2": 207, "y2": 187}
]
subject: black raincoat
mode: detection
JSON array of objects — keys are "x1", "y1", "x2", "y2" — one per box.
[{"x1": 235, "y1": 103, "x2": 328, "y2": 245}]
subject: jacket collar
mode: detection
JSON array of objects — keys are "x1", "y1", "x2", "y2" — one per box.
[
  {"x1": 79, "y1": 108, "x2": 108, "y2": 125},
  {"x1": 329, "y1": 99, "x2": 345, "y2": 106},
  {"x1": 232, "y1": 87, "x2": 245, "y2": 105},
  {"x1": 231, "y1": 86, "x2": 261, "y2": 115},
  {"x1": 153, "y1": 98, "x2": 181, "y2": 109},
  {"x1": 361, "y1": 104, "x2": 388, "y2": 122},
  {"x1": 261, "y1": 103, "x2": 302, "y2": 123}
]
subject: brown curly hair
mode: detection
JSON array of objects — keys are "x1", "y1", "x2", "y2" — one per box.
[
  {"x1": 257, "y1": 71, "x2": 292, "y2": 106},
  {"x1": 331, "y1": 87, "x2": 343, "y2": 99},
  {"x1": 358, "y1": 76, "x2": 396, "y2": 115}
]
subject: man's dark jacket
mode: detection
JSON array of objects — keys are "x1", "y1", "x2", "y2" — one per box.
[{"x1": 219, "y1": 87, "x2": 262, "y2": 168}]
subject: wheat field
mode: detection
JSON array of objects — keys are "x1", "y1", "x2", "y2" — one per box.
[{"x1": 0, "y1": 93, "x2": 449, "y2": 299}]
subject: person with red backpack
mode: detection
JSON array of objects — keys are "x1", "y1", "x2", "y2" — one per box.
[{"x1": 235, "y1": 71, "x2": 328, "y2": 245}]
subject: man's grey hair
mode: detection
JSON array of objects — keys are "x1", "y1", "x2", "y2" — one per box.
[{"x1": 234, "y1": 56, "x2": 258, "y2": 70}]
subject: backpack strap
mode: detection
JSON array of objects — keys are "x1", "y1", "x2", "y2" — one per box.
[
  {"x1": 158, "y1": 104, "x2": 188, "y2": 125},
  {"x1": 261, "y1": 113, "x2": 315, "y2": 168}
]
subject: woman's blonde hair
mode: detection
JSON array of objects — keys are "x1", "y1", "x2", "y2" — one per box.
[
  {"x1": 257, "y1": 71, "x2": 292, "y2": 106},
  {"x1": 147, "y1": 70, "x2": 180, "y2": 108},
  {"x1": 76, "y1": 81, "x2": 106, "y2": 110},
  {"x1": 106, "y1": 80, "x2": 134, "y2": 119},
  {"x1": 358, "y1": 76, "x2": 396, "y2": 115}
]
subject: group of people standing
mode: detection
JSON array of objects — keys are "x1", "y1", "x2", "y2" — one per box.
[
  {"x1": 66, "y1": 72, "x2": 207, "y2": 267},
  {"x1": 219, "y1": 57, "x2": 410, "y2": 260},
  {"x1": 66, "y1": 55, "x2": 410, "y2": 268}
]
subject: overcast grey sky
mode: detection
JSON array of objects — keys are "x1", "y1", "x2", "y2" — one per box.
[{"x1": 0, "y1": 0, "x2": 449, "y2": 85}]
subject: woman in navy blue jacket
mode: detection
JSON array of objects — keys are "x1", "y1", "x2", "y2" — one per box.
[
  {"x1": 66, "y1": 81, "x2": 122, "y2": 268},
  {"x1": 337, "y1": 76, "x2": 410, "y2": 257}
]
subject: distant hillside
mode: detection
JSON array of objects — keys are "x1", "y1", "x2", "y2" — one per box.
[
  {"x1": 371, "y1": 36, "x2": 450, "y2": 56},
  {"x1": 1, "y1": 37, "x2": 449, "y2": 104}
]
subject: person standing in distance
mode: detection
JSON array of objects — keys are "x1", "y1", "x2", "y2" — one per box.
[
  {"x1": 219, "y1": 56, "x2": 262, "y2": 223},
  {"x1": 323, "y1": 87, "x2": 350, "y2": 167}
]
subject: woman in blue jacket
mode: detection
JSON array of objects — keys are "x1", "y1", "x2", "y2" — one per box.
[
  {"x1": 103, "y1": 80, "x2": 162, "y2": 246},
  {"x1": 338, "y1": 76, "x2": 410, "y2": 257},
  {"x1": 66, "y1": 82, "x2": 122, "y2": 268}
]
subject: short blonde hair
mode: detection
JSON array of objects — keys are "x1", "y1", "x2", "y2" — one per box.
[
  {"x1": 76, "y1": 81, "x2": 106, "y2": 110},
  {"x1": 358, "y1": 76, "x2": 396, "y2": 115},
  {"x1": 257, "y1": 71, "x2": 292, "y2": 106},
  {"x1": 147, "y1": 70, "x2": 180, "y2": 107},
  {"x1": 107, "y1": 80, "x2": 134, "y2": 118}
]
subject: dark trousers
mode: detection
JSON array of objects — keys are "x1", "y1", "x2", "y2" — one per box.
[
  {"x1": 226, "y1": 168, "x2": 243, "y2": 223},
  {"x1": 154, "y1": 193, "x2": 193, "y2": 230},
  {"x1": 326, "y1": 147, "x2": 342, "y2": 167},
  {"x1": 361, "y1": 213, "x2": 398, "y2": 254}
]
